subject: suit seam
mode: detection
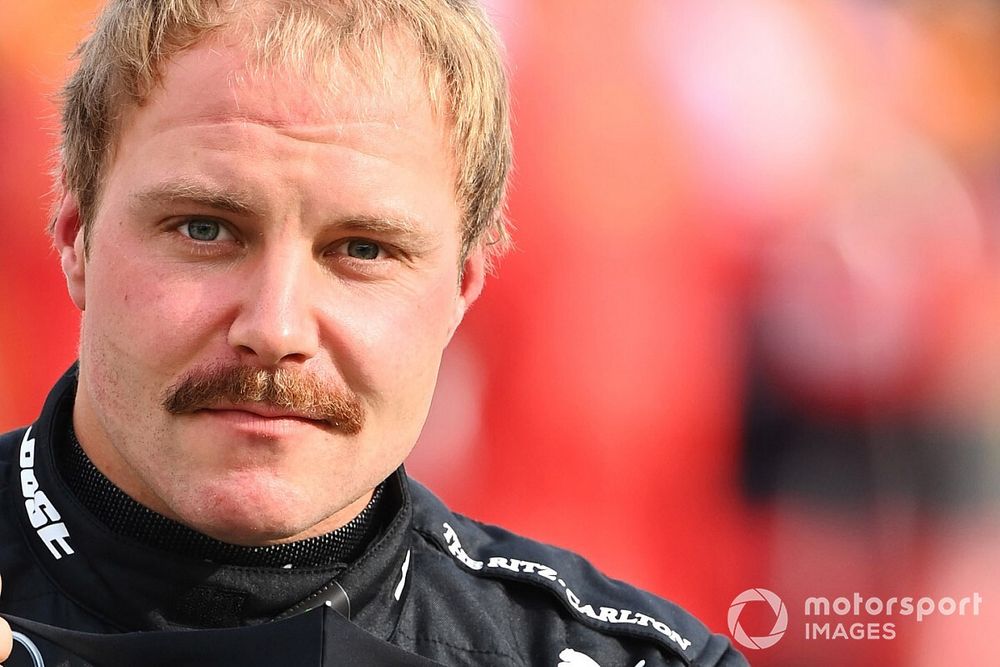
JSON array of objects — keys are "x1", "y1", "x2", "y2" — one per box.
[{"x1": 393, "y1": 628, "x2": 523, "y2": 665}]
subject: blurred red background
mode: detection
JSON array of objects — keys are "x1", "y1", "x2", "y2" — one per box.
[{"x1": 2, "y1": 1, "x2": 998, "y2": 664}]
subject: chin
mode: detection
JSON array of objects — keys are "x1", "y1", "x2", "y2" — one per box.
[{"x1": 179, "y1": 476, "x2": 318, "y2": 545}]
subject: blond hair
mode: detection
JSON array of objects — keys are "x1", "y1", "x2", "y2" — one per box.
[{"x1": 57, "y1": 0, "x2": 512, "y2": 265}]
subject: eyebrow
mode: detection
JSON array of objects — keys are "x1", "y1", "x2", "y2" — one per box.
[
  {"x1": 129, "y1": 180, "x2": 258, "y2": 217},
  {"x1": 337, "y1": 214, "x2": 424, "y2": 238}
]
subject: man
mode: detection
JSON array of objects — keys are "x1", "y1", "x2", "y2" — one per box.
[{"x1": 0, "y1": 1, "x2": 746, "y2": 665}]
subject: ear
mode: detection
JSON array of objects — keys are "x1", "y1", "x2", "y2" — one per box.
[
  {"x1": 447, "y1": 246, "x2": 487, "y2": 343},
  {"x1": 53, "y1": 192, "x2": 87, "y2": 311}
]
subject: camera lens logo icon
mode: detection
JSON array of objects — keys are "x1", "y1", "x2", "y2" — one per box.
[{"x1": 727, "y1": 588, "x2": 788, "y2": 650}]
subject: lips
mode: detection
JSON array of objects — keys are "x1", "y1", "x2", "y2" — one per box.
[
  {"x1": 198, "y1": 406, "x2": 333, "y2": 437},
  {"x1": 205, "y1": 402, "x2": 327, "y2": 423},
  {"x1": 195, "y1": 405, "x2": 332, "y2": 440}
]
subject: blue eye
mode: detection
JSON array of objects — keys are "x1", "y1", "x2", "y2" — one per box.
[
  {"x1": 180, "y1": 219, "x2": 228, "y2": 241},
  {"x1": 345, "y1": 239, "x2": 382, "y2": 260}
]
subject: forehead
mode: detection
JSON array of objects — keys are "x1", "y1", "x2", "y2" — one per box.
[{"x1": 135, "y1": 25, "x2": 442, "y2": 138}]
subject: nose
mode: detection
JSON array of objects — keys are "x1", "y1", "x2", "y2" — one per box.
[{"x1": 228, "y1": 243, "x2": 321, "y2": 366}]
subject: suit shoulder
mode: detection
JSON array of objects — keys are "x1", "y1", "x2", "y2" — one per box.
[{"x1": 406, "y1": 479, "x2": 746, "y2": 667}]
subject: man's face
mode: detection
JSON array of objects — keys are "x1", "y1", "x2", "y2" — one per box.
[{"x1": 55, "y1": 29, "x2": 483, "y2": 545}]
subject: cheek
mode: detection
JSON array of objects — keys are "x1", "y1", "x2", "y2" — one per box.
[
  {"x1": 83, "y1": 252, "x2": 231, "y2": 372},
  {"x1": 336, "y1": 280, "x2": 458, "y2": 403}
]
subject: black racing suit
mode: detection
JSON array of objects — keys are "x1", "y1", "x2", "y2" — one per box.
[{"x1": 0, "y1": 368, "x2": 747, "y2": 666}]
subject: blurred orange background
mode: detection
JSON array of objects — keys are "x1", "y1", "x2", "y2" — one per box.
[{"x1": 2, "y1": 1, "x2": 998, "y2": 664}]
